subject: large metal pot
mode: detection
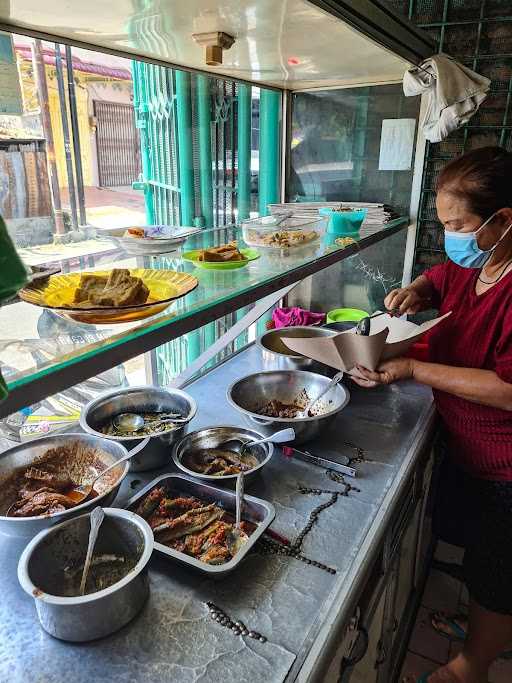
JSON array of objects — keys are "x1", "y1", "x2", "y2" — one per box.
[
  {"x1": 227, "y1": 370, "x2": 350, "y2": 445},
  {"x1": 18, "y1": 508, "x2": 153, "y2": 642},
  {"x1": 80, "y1": 385, "x2": 197, "y2": 472},
  {"x1": 257, "y1": 326, "x2": 337, "y2": 372},
  {"x1": 0, "y1": 433, "x2": 130, "y2": 538}
]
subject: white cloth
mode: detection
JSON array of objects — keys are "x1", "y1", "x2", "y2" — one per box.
[{"x1": 403, "y1": 53, "x2": 490, "y2": 143}]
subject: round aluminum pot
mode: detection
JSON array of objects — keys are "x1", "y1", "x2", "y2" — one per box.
[
  {"x1": 0, "y1": 433, "x2": 130, "y2": 539},
  {"x1": 80, "y1": 385, "x2": 197, "y2": 472},
  {"x1": 227, "y1": 370, "x2": 350, "y2": 446},
  {"x1": 18, "y1": 508, "x2": 153, "y2": 642},
  {"x1": 173, "y1": 425, "x2": 274, "y2": 485},
  {"x1": 257, "y1": 326, "x2": 337, "y2": 372}
]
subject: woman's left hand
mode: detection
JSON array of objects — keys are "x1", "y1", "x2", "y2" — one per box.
[{"x1": 351, "y1": 357, "x2": 415, "y2": 388}]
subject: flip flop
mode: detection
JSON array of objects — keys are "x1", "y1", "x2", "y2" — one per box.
[{"x1": 431, "y1": 612, "x2": 467, "y2": 641}]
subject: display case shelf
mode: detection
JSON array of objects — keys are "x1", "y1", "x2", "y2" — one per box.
[{"x1": 0, "y1": 219, "x2": 407, "y2": 418}]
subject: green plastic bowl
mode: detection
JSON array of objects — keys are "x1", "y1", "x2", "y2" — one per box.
[
  {"x1": 326, "y1": 307, "x2": 369, "y2": 324},
  {"x1": 319, "y1": 207, "x2": 367, "y2": 235}
]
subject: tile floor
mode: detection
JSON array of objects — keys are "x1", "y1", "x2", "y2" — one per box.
[{"x1": 399, "y1": 541, "x2": 512, "y2": 683}]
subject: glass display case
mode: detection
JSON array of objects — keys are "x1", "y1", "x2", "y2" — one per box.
[{"x1": 0, "y1": 4, "x2": 439, "y2": 683}]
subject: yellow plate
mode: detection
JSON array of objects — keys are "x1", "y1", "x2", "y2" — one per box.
[{"x1": 19, "y1": 269, "x2": 198, "y2": 324}]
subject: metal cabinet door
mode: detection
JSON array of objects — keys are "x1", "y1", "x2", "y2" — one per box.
[{"x1": 347, "y1": 588, "x2": 387, "y2": 683}]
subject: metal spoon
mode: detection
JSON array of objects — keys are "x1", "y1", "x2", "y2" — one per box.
[
  {"x1": 65, "y1": 438, "x2": 150, "y2": 506},
  {"x1": 300, "y1": 371, "x2": 344, "y2": 417},
  {"x1": 113, "y1": 411, "x2": 189, "y2": 433},
  {"x1": 219, "y1": 427, "x2": 295, "y2": 456},
  {"x1": 226, "y1": 473, "x2": 248, "y2": 556},
  {"x1": 79, "y1": 506, "x2": 105, "y2": 596}
]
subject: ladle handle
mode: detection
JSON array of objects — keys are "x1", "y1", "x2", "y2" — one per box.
[
  {"x1": 307, "y1": 371, "x2": 344, "y2": 412},
  {"x1": 245, "y1": 428, "x2": 295, "y2": 451},
  {"x1": 79, "y1": 506, "x2": 105, "y2": 596},
  {"x1": 92, "y1": 438, "x2": 150, "y2": 485},
  {"x1": 235, "y1": 473, "x2": 244, "y2": 530}
]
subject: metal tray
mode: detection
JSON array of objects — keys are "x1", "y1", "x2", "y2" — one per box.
[{"x1": 125, "y1": 473, "x2": 275, "y2": 575}]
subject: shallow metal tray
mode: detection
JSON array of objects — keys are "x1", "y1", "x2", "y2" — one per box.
[{"x1": 125, "y1": 473, "x2": 275, "y2": 575}]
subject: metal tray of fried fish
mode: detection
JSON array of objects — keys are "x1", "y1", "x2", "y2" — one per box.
[{"x1": 125, "y1": 473, "x2": 275, "y2": 576}]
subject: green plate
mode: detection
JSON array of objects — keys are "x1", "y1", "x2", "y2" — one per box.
[{"x1": 183, "y1": 248, "x2": 260, "y2": 270}]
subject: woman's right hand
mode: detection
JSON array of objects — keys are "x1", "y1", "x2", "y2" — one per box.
[{"x1": 384, "y1": 287, "x2": 426, "y2": 314}]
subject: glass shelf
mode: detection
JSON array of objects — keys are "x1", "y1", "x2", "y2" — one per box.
[{"x1": 0, "y1": 219, "x2": 407, "y2": 417}]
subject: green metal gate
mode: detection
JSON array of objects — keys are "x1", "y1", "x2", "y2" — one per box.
[{"x1": 132, "y1": 61, "x2": 281, "y2": 383}]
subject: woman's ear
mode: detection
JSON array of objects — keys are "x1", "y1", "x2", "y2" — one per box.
[{"x1": 496, "y1": 207, "x2": 512, "y2": 229}]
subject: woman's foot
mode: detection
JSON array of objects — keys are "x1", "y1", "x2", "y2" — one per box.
[
  {"x1": 431, "y1": 612, "x2": 512, "y2": 659},
  {"x1": 423, "y1": 653, "x2": 487, "y2": 682}
]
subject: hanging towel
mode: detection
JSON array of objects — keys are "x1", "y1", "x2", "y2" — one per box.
[{"x1": 403, "y1": 53, "x2": 490, "y2": 143}]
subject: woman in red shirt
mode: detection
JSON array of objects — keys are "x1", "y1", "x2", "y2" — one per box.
[{"x1": 354, "y1": 147, "x2": 512, "y2": 683}]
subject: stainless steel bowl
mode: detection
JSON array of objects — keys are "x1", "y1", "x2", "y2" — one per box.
[
  {"x1": 0, "y1": 433, "x2": 129, "y2": 539},
  {"x1": 227, "y1": 370, "x2": 350, "y2": 445},
  {"x1": 172, "y1": 426, "x2": 273, "y2": 485},
  {"x1": 80, "y1": 385, "x2": 197, "y2": 472},
  {"x1": 257, "y1": 326, "x2": 337, "y2": 371},
  {"x1": 18, "y1": 508, "x2": 153, "y2": 642}
]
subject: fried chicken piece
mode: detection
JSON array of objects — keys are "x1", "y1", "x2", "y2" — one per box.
[
  {"x1": 184, "y1": 520, "x2": 227, "y2": 556},
  {"x1": 135, "y1": 486, "x2": 165, "y2": 519},
  {"x1": 13, "y1": 490, "x2": 75, "y2": 517},
  {"x1": 153, "y1": 504, "x2": 224, "y2": 542},
  {"x1": 24, "y1": 467, "x2": 73, "y2": 491},
  {"x1": 73, "y1": 269, "x2": 149, "y2": 308},
  {"x1": 198, "y1": 241, "x2": 245, "y2": 262},
  {"x1": 158, "y1": 496, "x2": 202, "y2": 516},
  {"x1": 199, "y1": 544, "x2": 231, "y2": 565},
  {"x1": 73, "y1": 274, "x2": 108, "y2": 303}
]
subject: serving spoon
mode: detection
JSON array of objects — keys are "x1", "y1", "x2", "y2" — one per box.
[
  {"x1": 112, "y1": 411, "x2": 189, "y2": 433},
  {"x1": 355, "y1": 308, "x2": 400, "y2": 336},
  {"x1": 79, "y1": 506, "x2": 105, "y2": 596},
  {"x1": 65, "y1": 438, "x2": 150, "y2": 506},
  {"x1": 226, "y1": 473, "x2": 248, "y2": 556},
  {"x1": 219, "y1": 427, "x2": 295, "y2": 456},
  {"x1": 299, "y1": 371, "x2": 344, "y2": 417}
]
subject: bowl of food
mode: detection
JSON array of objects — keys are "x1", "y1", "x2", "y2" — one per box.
[
  {"x1": 0, "y1": 434, "x2": 129, "y2": 538},
  {"x1": 319, "y1": 207, "x2": 367, "y2": 235},
  {"x1": 258, "y1": 325, "x2": 337, "y2": 372},
  {"x1": 172, "y1": 426, "x2": 273, "y2": 484},
  {"x1": 80, "y1": 385, "x2": 197, "y2": 472},
  {"x1": 240, "y1": 214, "x2": 327, "y2": 250},
  {"x1": 102, "y1": 225, "x2": 200, "y2": 256},
  {"x1": 126, "y1": 474, "x2": 275, "y2": 575},
  {"x1": 227, "y1": 370, "x2": 350, "y2": 445},
  {"x1": 18, "y1": 268, "x2": 198, "y2": 324},
  {"x1": 18, "y1": 508, "x2": 153, "y2": 641},
  {"x1": 182, "y1": 241, "x2": 260, "y2": 270}
]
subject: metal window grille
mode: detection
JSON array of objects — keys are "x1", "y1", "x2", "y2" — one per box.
[{"x1": 384, "y1": 0, "x2": 512, "y2": 277}]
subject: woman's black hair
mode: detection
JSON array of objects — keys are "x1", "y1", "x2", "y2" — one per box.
[{"x1": 436, "y1": 146, "x2": 512, "y2": 218}]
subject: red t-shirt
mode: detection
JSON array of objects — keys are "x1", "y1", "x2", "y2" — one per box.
[{"x1": 424, "y1": 260, "x2": 512, "y2": 480}]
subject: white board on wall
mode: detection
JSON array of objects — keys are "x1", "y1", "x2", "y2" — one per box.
[{"x1": 379, "y1": 118, "x2": 416, "y2": 171}]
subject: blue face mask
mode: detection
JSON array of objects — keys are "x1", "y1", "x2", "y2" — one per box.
[{"x1": 444, "y1": 212, "x2": 512, "y2": 268}]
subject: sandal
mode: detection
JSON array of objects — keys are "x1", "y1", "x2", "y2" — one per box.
[{"x1": 431, "y1": 612, "x2": 467, "y2": 641}]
